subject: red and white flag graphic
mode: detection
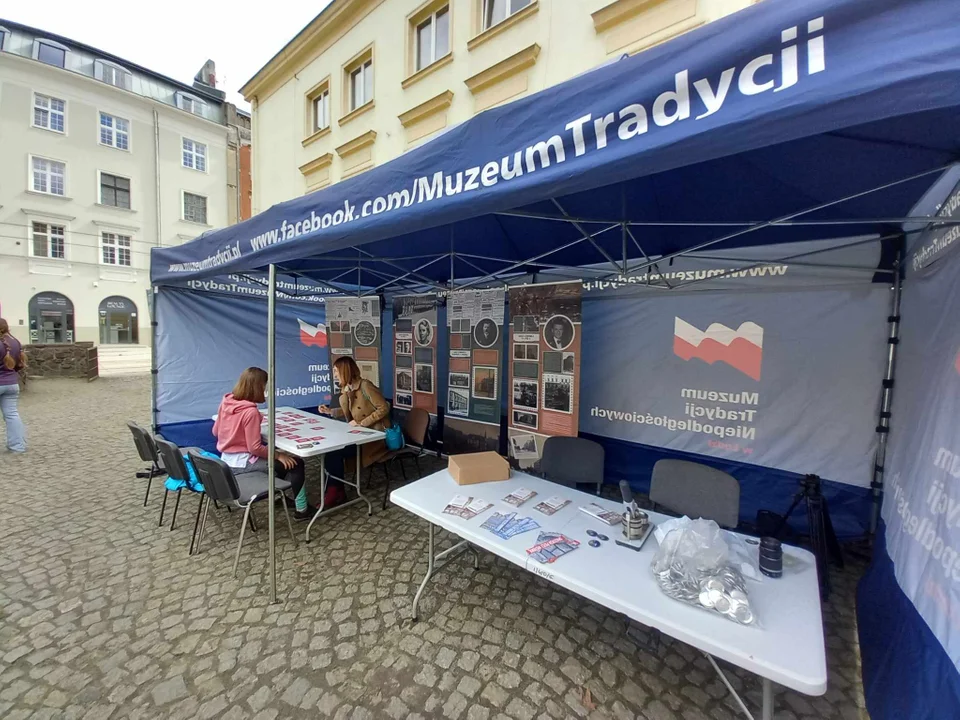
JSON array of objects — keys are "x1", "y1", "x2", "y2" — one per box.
[
  {"x1": 673, "y1": 318, "x2": 763, "y2": 381},
  {"x1": 298, "y1": 318, "x2": 328, "y2": 348}
]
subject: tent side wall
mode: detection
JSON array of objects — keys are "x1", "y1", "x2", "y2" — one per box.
[{"x1": 857, "y1": 233, "x2": 960, "y2": 716}]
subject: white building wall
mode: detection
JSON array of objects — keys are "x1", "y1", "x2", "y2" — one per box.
[{"x1": 0, "y1": 48, "x2": 229, "y2": 346}]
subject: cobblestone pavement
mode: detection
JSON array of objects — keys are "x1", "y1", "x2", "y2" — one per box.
[{"x1": 0, "y1": 377, "x2": 869, "y2": 720}]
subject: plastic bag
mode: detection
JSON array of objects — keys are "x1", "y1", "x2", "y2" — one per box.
[{"x1": 651, "y1": 518, "x2": 759, "y2": 626}]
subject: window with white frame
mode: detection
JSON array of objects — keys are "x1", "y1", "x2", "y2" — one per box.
[
  {"x1": 31, "y1": 156, "x2": 66, "y2": 196},
  {"x1": 35, "y1": 40, "x2": 66, "y2": 68},
  {"x1": 100, "y1": 173, "x2": 131, "y2": 209},
  {"x1": 176, "y1": 92, "x2": 206, "y2": 116},
  {"x1": 182, "y1": 138, "x2": 207, "y2": 172},
  {"x1": 99, "y1": 112, "x2": 130, "y2": 150},
  {"x1": 313, "y1": 89, "x2": 330, "y2": 132},
  {"x1": 183, "y1": 192, "x2": 207, "y2": 224},
  {"x1": 33, "y1": 93, "x2": 65, "y2": 133},
  {"x1": 416, "y1": 6, "x2": 450, "y2": 71},
  {"x1": 95, "y1": 60, "x2": 131, "y2": 90},
  {"x1": 349, "y1": 59, "x2": 373, "y2": 111},
  {"x1": 31, "y1": 221, "x2": 66, "y2": 259},
  {"x1": 101, "y1": 232, "x2": 132, "y2": 266},
  {"x1": 482, "y1": 0, "x2": 531, "y2": 30}
]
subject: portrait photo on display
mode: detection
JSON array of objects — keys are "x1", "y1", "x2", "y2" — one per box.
[{"x1": 543, "y1": 315, "x2": 575, "y2": 350}]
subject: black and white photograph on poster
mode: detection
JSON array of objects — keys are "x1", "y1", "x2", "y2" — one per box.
[
  {"x1": 543, "y1": 315, "x2": 575, "y2": 350},
  {"x1": 395, "y1": 392, "x2": 413, "y2": 408},
  {"x1": 396, "y1": 355, "x2": 413, "y2": 368},
  {"x1": 513, "y1": 410, "x2": 538, "y2": 431},
  {"x1": 396, "y1": 369, "x2": 413, "y2": 392},
  {"x1": 415, "y1": 319, "x2": 434, "y2": 346},
  {"x1": 543, "y1": 373, "x2": 573, "y2": 414},
  {"x1": 513, "y1": 344, "x2": 524, "y2": 360},
  {"x1": 330, "y1": 320, "x2": 350, "y2": 332},
  {"x1": 395, "y1": 339, "x2": 412, "y2": 355},
  {"x1": 473, "y1": 318, "x2": 499, "y2": 348},
  {"x1": 543, "y1": 351, "x2": 563, "y2": 374},
  {"x1": 510, "y1": 433, "x2": 540, "y2": 460},
  {"x1": 396, "y1": 319, "x2": 413, "y2": 333},
  {"x1": 451, "y1": 318, "x2": 470, "y2": 333},
  {"x1": 449, "y1": 372, "x2": 470, "y2": 389},
  {"x1": 358, "y1": 361, "x2": 379, "y2": 385},
  {"x1": 562, "y1": 352, "x2": 575, "y2": 374},
  {"x1": 513, "y1": 379, "x2": 538, "y2": 410},
  {"x1": 514, "y1": 361, "x2": 539, "y2": 379},
  {"x1": 450, "y1": 350, "x2": 471, "y2": 359},
  {"x1": 332, "y1": 348, "x2": 354, "y2": 356},
  {"x1": 513, "y1": 316, "x2": 537, "y2": 333},
  {"x1": 415, "y1": 347, "x2": 434, "y2": 364},
  {"x1": 513, "y1": 344, "x2": 538, "y2": 361},
  {"x1": 448, "y1": 388, "x2": 469, "y2": 416},
  {"x1": 415, "y1": 363, "x2": 434, "y2": 393},
  {"x1": 472, "y1": 366, "x2": 498, "y2": 400},
  {"x1": 354, "y1": 320, "x2": 377, "y2": 346},
  {"x1": 361, "y1": 300, "x2": 370, "y2": 315}
]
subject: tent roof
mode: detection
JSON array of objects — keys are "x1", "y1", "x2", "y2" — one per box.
[{"x1": 152, "y1": 0, "x2": 960, "y2": 293}]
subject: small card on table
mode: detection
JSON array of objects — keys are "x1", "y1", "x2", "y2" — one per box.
[
  {"x1": 443, "y1": 495, "x2": 492, "y2": 519},
  {"x1": 503, "y1": 487, "x2": 537, "y2": 507},
  {"x1": 533, "y1": 496, "x2": 571, "y2": 516}
]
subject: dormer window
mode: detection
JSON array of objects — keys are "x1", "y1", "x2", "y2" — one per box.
[
  {"x1": 95, "y1": 59, "x2": 132, "y2": 90},
  {"x1": 34, "y1": 39, "x2": 68, "y2": 68},
  {"x1": 176, "y1": 92, "x2": 206, "y2": 116}
]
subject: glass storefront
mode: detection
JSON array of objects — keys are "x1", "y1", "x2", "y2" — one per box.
[
  {"x1": 28, "y1": 292, "x2": 75, "y2": 344},
  {"x1": 98, "y1": 296, "x2": 139, "y2": 344}
]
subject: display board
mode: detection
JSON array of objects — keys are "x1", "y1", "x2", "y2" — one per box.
[
  {"x1": 326, "y1": 297, "x2": 381, "y2": 403},
  {"x1": 392, "y1": 295, "x2": 438, "y2": 415},
  {"x1": 579, "y1": 285, "x2": 888, "y2": 486},
  {"x1": 507, "y1": 282, "x2": 582, "y2": 470},
  {"x1": 443, "y1": 287, "x2": 506, "y2": 454}
]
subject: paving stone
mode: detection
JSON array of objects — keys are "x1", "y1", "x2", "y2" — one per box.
[{"x1": 151, "y1": 675, "x2": 188, "y2": 705}]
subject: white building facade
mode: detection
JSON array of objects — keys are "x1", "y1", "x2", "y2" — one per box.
[{"x1": 0, "y1": 21, "x2": 231, "y2": 346}]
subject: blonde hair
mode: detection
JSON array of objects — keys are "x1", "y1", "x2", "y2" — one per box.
[{"x1": 232, "y1": 367, "x2": 268, "y2": 403}]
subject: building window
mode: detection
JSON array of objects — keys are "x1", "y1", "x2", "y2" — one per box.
[
  {"x1": 176, "y1": 92, "x2": 206, "y2": 116},
  {"x1": 33, "y1": 93, "x2": 65, "y2": 133},
  {"x1": 95, "y1": 60, "x2": 131, "y2": 90},
  {"x1": 349, "y1": 59, "x2": 373, "y2": 111},
  {"x1": 29, "y1": 292, "x2": 75, "y2": 344},
  {"x1": 31, "y1": 156, "x2": 66, "y2": 196},
  {"x1": 313, "y1": 90, "x2": 330, "y2": 132},
  {"x1": 0, "y1": 28, "x2": 7, "y2": 52},
  {"x1": 100, "y1": 173, "x2": 131, "y2": 209},
  {"x1": 98, "y1": 296, "x2": 139, "y2": 344},
  {"x1": 182, "y1": 138, "x2": 207, "y2": 172},
  {"x1": 101, "y1": 232, "x2": 132, "y2": 266},
  {"x1": 35, "y1": 40, "x2": 66, "y2": 68},
  {"x1": 483, "y1": 0, "x2": 531, "y2": 30},
  {"x1": 416, "y1": 6, "x2": 450, "y2": 71},
  {"x1": 31, "y1": 222, "x2": 66, "y2": 259},
  {"x1": 99, "y1": 112, "x2": 130, "y2": 150},
  {"x1": 183, "y1": 192, "x2": 207, "y2": 224}
]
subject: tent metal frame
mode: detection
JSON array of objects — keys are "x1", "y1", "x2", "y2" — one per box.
[{"x1": 240, "y1": 163, "x2": 956, "y2": 607}]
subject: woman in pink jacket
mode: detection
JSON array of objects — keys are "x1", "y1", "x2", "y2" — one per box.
[{"x1": 213, "y1": 367, "x2": 311, "y2": 519}]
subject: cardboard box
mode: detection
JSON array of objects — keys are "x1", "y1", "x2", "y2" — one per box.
[{"x1": 449, "y1": 452, "x2": 511, "y2": 485}]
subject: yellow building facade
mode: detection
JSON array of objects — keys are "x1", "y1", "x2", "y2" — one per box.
[{"x1": 243, "y1": 0, "x2": 757, "y2": 213}]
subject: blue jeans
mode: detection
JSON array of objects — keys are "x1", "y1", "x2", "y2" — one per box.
[{"x1": 0, "y1": 383, "x2": 26, "y2": 453}]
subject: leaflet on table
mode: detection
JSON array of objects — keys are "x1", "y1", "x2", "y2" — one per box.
[
  {"x1": 527, "y1": 532, "x2": 580, "y2": 563},
  {"x1": 503, "y1": 488, "x2": 537, "y2": 507},
  {"x1": 481, "y1": 511, "x2": 540, "y2": 539},
  {"x1": 443, "y1": 495, "x2": 493, "y2": 519},
  {"x1": 579, "y1": 503, "x2": 622, "y2": 526},
  {"x1": 533, "y1": 495, "x2": 571, "y2": 515}
]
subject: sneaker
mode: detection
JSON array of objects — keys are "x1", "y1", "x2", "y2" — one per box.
[{"x1": 294, "y1": 504, "x2": 318, "y2": 521}]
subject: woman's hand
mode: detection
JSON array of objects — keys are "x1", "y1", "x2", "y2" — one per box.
[
  {"x1": 348, "y1": 420, "x2": 359, "y2": 427},
  {"x1": 318, "y1": 404, "x2": 331, "y2": 416},
  {"x1": 277, "y1": 452, "x2": 297, "y2": 470}
]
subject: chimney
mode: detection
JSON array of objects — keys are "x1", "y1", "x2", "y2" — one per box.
[{"x1": 193, "y1": 60, "x2": 225, "y2": 99}]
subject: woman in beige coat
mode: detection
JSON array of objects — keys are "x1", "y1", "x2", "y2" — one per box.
[{"x1": 318, "y1": 356, "x2": 391, "y2": 505}]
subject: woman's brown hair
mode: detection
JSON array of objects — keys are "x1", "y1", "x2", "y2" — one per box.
[
  {"x1": 333, "y1": 356, "x2": 361, "y2": 388},
  {"x1": 0, "y1": 318, "x2": 10, "y2": 335},
  {"x1": 232, "y1": 367, "x2": 268, "y2": 403}
]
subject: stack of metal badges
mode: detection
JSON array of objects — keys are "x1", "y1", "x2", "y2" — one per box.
[{"x1": 654, "y1": 563, "x2": 757, "y2": 625}]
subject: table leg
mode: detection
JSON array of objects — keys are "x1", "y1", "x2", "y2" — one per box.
[
  {"x1": 355, "y1": 444, "x2": 372, "y2": 516},
  {"x1": 305, "y1": 454, "x2": 326, "y2": 543},
  {"x1": 762, "y1": 678, "x2": 773, "y2": 720},
  {"x1": 704, "y1": 653, "x2": 756, "y2": 720},
  {"x1": 412, "y1": 522, "x2": 435, "y2": 622}
]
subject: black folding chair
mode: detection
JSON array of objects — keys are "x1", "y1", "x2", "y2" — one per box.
[
  {"x1": 649, "y1": 459, "x2": 741, "y2": 529},
  {"x1": 380, "y1": 407, "x2": 430, "y2": 510},
  {"x1": 126, "y1": 422, "x2": 166, "y2": 506},
  {"x1": 540, "y1": 436, "x2": 604, "y2": 495},
  {"x1": 189, "y1": 452, "x2": 298, "y2": 576},
  {"x1": 156, "y1": 438, "x2": 209, "y2": 554}
]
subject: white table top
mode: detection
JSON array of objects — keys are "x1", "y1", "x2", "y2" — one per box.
[
  {"x1": 213, "y1": 406, "x2": 385, "y2": 458},
  {"x1": 391, "y1": 469, "x2": 827, "y2": 696}
]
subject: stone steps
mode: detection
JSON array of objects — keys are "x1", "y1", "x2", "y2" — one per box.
[{"x1": 97, "y1": 344, "x2": 152, "y2": 377}]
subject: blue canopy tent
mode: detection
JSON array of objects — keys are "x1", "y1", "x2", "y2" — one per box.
[{"x1": 150, "y1": 0, "x2": 960, "y2": 714}]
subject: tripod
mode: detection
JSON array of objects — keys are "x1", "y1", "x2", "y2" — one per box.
[{"x1": 774, "y1": 475, "x2": 844, "y2": 600}]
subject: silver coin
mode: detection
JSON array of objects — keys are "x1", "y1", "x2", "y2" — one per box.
[
  {"x1": 713, "y1": 596, "x2": 731, "y2": 614},
  {"x1": 699, "y1": 590, "x2": 715, "y2": 608}
]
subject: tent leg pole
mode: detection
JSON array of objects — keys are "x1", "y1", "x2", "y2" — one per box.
[
  {"x1": 870, "y1": 249, "x2": 903, "y2": 537},
  {"x1": 150, "y1": 287, "x2": 159, "y2": 433},
  {"x1": 267, "y1": 263, "x2": 278, "y2": 602}
]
